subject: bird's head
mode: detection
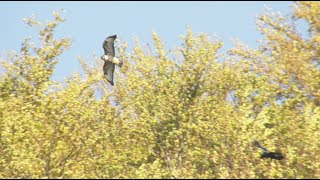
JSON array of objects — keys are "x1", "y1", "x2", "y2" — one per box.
[{"x1": 101, "y1": 55, "x2": 109, "y2": 61}]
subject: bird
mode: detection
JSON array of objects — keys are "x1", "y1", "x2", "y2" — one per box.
[
  {"x1": 253, "y1": 140, "x2": 284, "y2": 160},
  {"x1": 101, "y1": 35, "x2": 123, "y2": 86}
]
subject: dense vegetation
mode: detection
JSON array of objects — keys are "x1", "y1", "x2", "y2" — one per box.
[{"x1": 0, "y1": 1, "x2": 319, "y2": 178}]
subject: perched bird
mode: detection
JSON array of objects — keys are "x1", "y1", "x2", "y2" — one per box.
[
  {"x1": 253, "y1": 140, "x2": 284, "y2": 160},
  {"x1": 101, "y1": 35, "x2": 123, "y2": 86}
]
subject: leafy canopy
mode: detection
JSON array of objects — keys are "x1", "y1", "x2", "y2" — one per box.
[{"x1": 0, "y1": 2, "x2": 319, "y2": 178}]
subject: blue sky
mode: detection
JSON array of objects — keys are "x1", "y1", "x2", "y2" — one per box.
[{"x1": 0, "y1": 1, "x2": 293, "y2": 81}]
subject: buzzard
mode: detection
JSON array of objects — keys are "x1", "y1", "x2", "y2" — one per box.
[
  {"x1": 101, "y1": 35, "x2": 123, "y2": 86},
  {"x1": 253, "y1": 140, "x2": 284, "y2": 160}
]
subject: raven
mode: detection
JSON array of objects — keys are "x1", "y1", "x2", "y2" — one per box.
[
  {"x1": 101, "y1": 35, "x2": 123, "y2": 86},
  {"x1": 253, "y1": 140, "x2": 284, "y2": 160}
]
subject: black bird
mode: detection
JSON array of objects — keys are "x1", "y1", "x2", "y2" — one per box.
[
  {"x1": 253, "y1": 140, "x2": 284, "y2": 160},
  {"x1": 101, "y1": 35, "x2": 123, "y2": 86}
]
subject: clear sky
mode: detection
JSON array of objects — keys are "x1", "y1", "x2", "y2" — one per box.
[{"x1": 0, "y1": 1, "x2": 293, "y2": 81}]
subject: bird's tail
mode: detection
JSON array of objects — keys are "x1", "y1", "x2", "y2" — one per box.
[{"x1": 112, "y1": 57, "x2": 123, "y2": 68}]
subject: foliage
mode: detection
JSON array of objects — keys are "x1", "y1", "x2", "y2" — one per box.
[{"x1": 0, "y1": 2, "x2": 319, "y2": 178}]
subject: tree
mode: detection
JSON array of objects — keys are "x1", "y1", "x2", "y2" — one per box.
[{"x1": 0, "y1": 2, "x2": 319, "y2": 178}]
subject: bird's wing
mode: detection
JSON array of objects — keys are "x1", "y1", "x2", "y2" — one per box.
[
  {"x1": 103, "y1": 61, "x2": 115, "y2": 86},
  {"x1": 253, "y1": 140, "x2": 269, "y2": 153},
  {"x1": 103, "y1": 35, "x2": 117, "y2": 57}
]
